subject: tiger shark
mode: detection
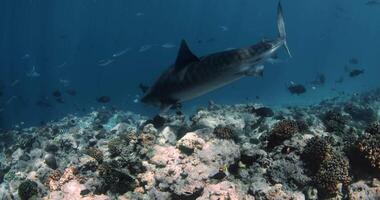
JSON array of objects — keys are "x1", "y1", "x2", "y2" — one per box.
[{"x1": 141, "y1": 2, "x2": 291, "y2": 112}]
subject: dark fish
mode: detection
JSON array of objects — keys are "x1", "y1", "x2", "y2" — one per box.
[
  {"x1": 349, "y1": 69, "x2": 365, "y2": 77},
  {"x1": 252, "y1": 107, "x2": 274, "y2": 117},
  {"x1": 288, "y1": 84, "x2": 307, "y2": 95},
  {"x1": 139, "y1": 84, "x2": 149, "y2": 94},
  {"x1": 36, "y1": 99, "x2": 52, "y2": 108},
  {"x1": 335, "y1": 77, "x2": 344, "y2": 84},
  {"x1": 56, "y1": 98, "x2": 65, "y2": 104},
  {"x1": 349, "y1": 58, "x2": 359, "y2": 65},
  {"x1": 310, "y1": 73, "x2": 326, "y2": 86},
  {"x1": 141, "y1": 3, "x2": 291, "y2": 112},
  {"x1": 366, "y1": 0, "x2": 380, "y2": 6},
  {"x1": 52, "y1": 90, "x2": 62, "y2": 98},
  {"x1": 65, "y1": 89, "x2": 77, "y2": 96},
  {"x1": 97, "y1": 96, "x2": 111, "y2": 103},
  {"x1": 0, "y1": 90, "x2": 3, "y2": 97}
]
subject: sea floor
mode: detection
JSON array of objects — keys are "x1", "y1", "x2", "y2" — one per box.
[{"x1": 1, "y1": 89, "x2": 380, "y2": 200}]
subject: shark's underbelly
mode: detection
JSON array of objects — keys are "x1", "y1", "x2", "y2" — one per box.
[{"x1": 170, "y1": 71, "x2": 244, "y2": 102}]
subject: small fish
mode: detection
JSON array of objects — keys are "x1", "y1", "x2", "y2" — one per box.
[
  {"x1": 219, "y1": 26, "x2": 229, "y2": 31},
  {"x1": 26, "y1": 66, "x2": 40, "y2": 77},
  {"x1": 349, "y1": 58, "x2": 359, "y2": 65},
  {"x1": 6, "y1": 96, "x2": 18, "y2": 105},
  {"x1": 312, "y1": 86, "x2": 317, "y2": 90},
  {"x1": 335, "y1": 77, "x2": 344, "y2": 84},
  {"x1": 139, "y1": 45, "x2": 152, "y2": 52},
  {"x1": 349, "y1": 69, "x2": 365, "y2": 77},
  {"x1": 55, "y1": 97, "x2": 65, "y2": 104},
  {"x1": 98, "y1": 59, "x2": 115, "y2": 66},
  {"x1": 252, "y1": 106, "x2": 274, "y2": 117},
  {"x1": 11, "y1": 79, "x2": 20, "y2": 87},
  {"x1": 65, "y1": 89, "x2": 77, "y2": 96},
  {"x1": 97, "y1": 96, "x2": 111, "y2": 103},
  {"x1": 310, "y1": 73, "x2": 326, "y2": 86},
  {"x1": 112, "y1": 48, "x2": 130, "y2": 57},
  {"x1": 161, "y1": 43, "x2": 176, "y2": 49},
  {"x1": 36, "y1": 98, "x2": 52, "y2": 108},
  {"x1": 56, "y1": 62, "x2": 67, "y2": 68},
  {"x1": 136, "y1": 12, "x2": 144, "y2": 16},
  {"x1": 366, "y1": 0, "x2": 380, "y2": 6},
  {"x1": 21, "y1": 54, "x2": 30, "y2": 59},
  {"x1": 133, "y1": 98, "x2": 139, "y2": 103},
  {"x1": 288, "y1": 83, "x2": 307, "y2": 95},
  {"x1": 0, "y1": 90, "x2": 3, "y2": 97},
  {"x1": 59, "y1": 79, "x2": 71, "y2": 87},
  {"x1": 52, "y1": 90, "x2": 62, "y2": 98}
]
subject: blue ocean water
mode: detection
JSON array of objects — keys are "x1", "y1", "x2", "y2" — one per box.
[{"x1": 0, "y1": 0, "x2": 379, "y2": 129}]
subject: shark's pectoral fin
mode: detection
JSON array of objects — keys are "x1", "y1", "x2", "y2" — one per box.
[{"x1": 236, "y1": 65, "x2": 265, "y2": 77}]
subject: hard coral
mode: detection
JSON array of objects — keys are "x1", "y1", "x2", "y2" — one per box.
[
  {"x1": 268, "y1": 119, "x2": 298, "y2": 148},
  {"x1": 98, "y1": 163, "x2": 135, "y2": 194},
  {"x1": 313, "y1": 153, "x2": 350, "y2": 198},
  {"x1": 301, "y1": 136, "x2": 334, "y2": 173},
  {"x1": 344, "y1": 103, "x2": 377, "y2": 123},
  {"x1": 84, "y1": 147, "x2": 103, "y2": 163},
  {"x1": 213, "y1": 125, "x2": 236, "y2": 140},
  {"x1": 355, "y1": 134, "x2": 380, "y2": 171},
  {"x1": 365, "y1": 121, "x2": 380, "y2": 135},
  {"x1": 107, "y1": 139, "x2": 123, "y2": 157},
  {"x1": 322, "y1": 110, "x2": 346, "y2": 133},
  {"x1": 18, "y1": 180, "x2": 38, "y2": 200}
]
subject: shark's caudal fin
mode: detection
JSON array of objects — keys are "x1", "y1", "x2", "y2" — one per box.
[{"x1": 277, "y1": 2, "x2": 292, "y2": 58}]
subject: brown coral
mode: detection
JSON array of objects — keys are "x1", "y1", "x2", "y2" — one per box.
[
  {"x1": 83, "y1": 147, "x2": 103, "y2": 163},
  {"x1": 313, "y1": 153, "x2": 351, "y2": 197},
  {"x1": 268, "y1": 119, "x2": 298, "y2": 148},
  {"x1": 365, "y1": 121, "x2": 380, "y2": 135},
  {"x1": 213, "y1": 125, "x2": 236, "y2": 140},
  {"x1": 356, "y1": 134, "x2": 380, "y2": 171}
]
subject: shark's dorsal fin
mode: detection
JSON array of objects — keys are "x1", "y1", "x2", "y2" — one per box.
[{"x1": 174, "y1": 40, "x2": 199, "y2": 70}]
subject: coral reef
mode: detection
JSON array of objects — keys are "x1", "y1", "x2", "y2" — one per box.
[
  {"x1": 321, "y1": 110, "x2": 346, "y2": 133},
  {"x1": 313, "y1": 153, "x2": 350, "y2": 197},
  {"x1": 365, "y1": 121, "x2": 380, "y2": 135},
  {"x1": 213, "y1": 125, "x2": 236, "y2": 140},
  {"x1": 268, "y1": 119, "x2": 299, "y2": 148},
  {"x1": 18, "y1": 180, "x2": 38, "y2": 200},
  {"x1": 0, "y1": 89, "x2": 380, "y2": 199}
]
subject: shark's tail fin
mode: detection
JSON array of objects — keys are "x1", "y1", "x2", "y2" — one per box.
[{"x1": 277, "y1": 2, "x2": 292, "y2": 58}]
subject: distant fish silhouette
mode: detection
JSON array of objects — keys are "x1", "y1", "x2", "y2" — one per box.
[
  {"x1": 112, "y1": 48, "x2": 131, "y2": 57},
  {"x1": 52, "y1": 90, "x2": 62, "y2": 98},
  {"x1": 287, "y1": 82, "x2": 307, "y2": 95},
  {"x1": 65, "y1": 89, "x2": 77, "y2": 96},
  {"x1": 26, "y1": 66, "x2": 40, "y2": 77},
  {"x1": 36, "y1": 98, "x2": 52, "y2": 108},
  {"x1": 162, "y1": 43, "x2": 176, "y2": 49},
  {"x1": 139, "y1": 45, "x2": 152, "y2": 52},
  {"x1": 97, "y1": 96, "x2": 111, "y2": 103},
  {"x1": 136, "y1": 12, "x2": 144, "y2": 17},
  {"x1": 21, "y1": 54, "x2": 30, "y2": 60},
  {"x1": 366, "y1": 0, "x2": 380, "y2": 6},
  {"x1": 349, "y1": 69, "x2": 365, "y2": 77},
  {"x1": 219, "y1": 26, "x2": 229, "y2": 31},
  {"x1": 98, "y1": 59, "x2": 114, "y2": 66},
  {"x1": 349, "y1": 58, "x2": 359, "y2": 65}
]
